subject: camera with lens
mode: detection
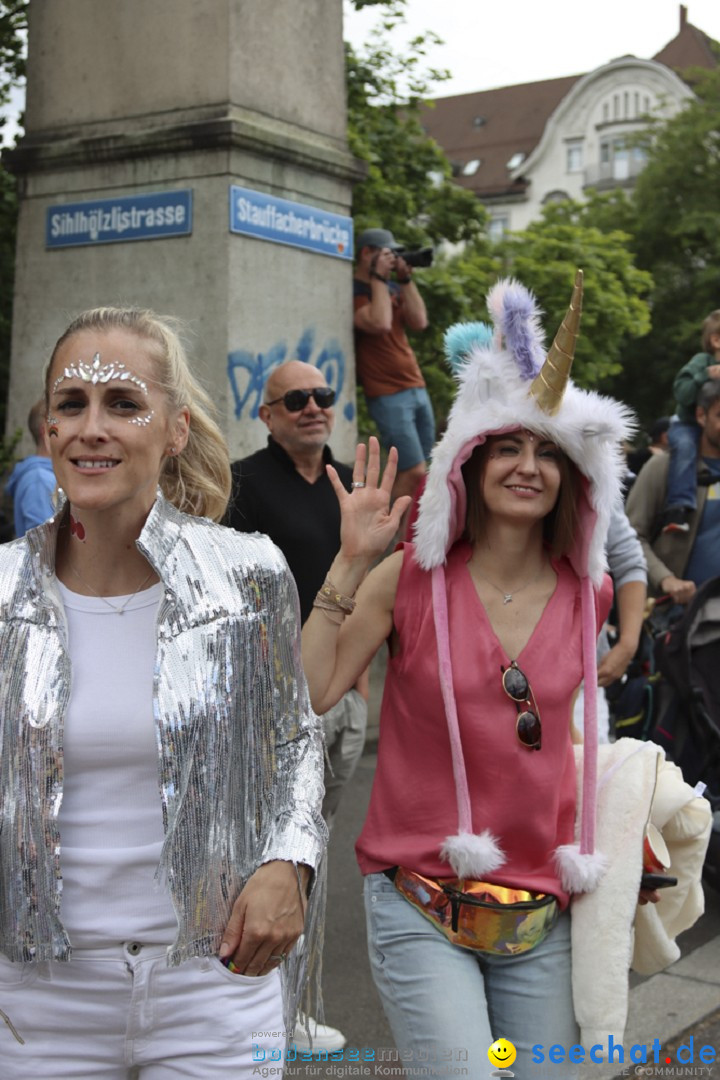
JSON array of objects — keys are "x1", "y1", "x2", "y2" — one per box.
[{"x1": 395, "y1": 246, "x2": 434, "y2": 269}]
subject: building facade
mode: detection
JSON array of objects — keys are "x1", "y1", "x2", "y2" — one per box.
[{"x1": 422, "y1": 5, "x2": 717, "y2": 236}]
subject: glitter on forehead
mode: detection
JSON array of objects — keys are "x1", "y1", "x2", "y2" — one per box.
[{"x1": 52, "y1": 352, "x2": 149, "y2": 396}]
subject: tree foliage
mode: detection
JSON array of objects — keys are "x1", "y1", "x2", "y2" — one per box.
[
  {"x1": 505, "y1": 202, "x2": 652, "y2": 388},
  {"x1": 346, "y1": 0, "x2": 484, "y2": 248},
  {"x1": 345, "y1": 0, "x2": 487, "y2": 434},
  {"x1": 0, "y1": 0, "x2": 26, "y2": 118},
  {"x1": 346, "y1": 1, "x2": 655, "y2": 435},
  {"x1": 424, "y1": 206, "x2": 652, "y2": 401},
  {"x1": 607, "y1": 65, "x2": 720, "y2": 424},
  {"x1": 0, "y1": 0, "x2": 26, "y2": 440}
]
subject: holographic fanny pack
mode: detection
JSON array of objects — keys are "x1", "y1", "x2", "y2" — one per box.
[{"x1": 387, "y1": 866, "x2": 558, "y2": 956}]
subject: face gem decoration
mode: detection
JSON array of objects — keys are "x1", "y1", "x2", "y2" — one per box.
[
  {"x1": 129, "y1": 412, "x2": 155, "y2": 427},
  {"x1": 51, "y1": 352, "x2": 154, "y2": 426},
  {"x1": 46, "y1": 415, "x2": 60, "y2": 437}
]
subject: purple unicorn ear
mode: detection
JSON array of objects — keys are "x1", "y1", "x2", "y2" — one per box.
[{"x1": 486, "y1": 278, "x2": 545, "y2": 380}]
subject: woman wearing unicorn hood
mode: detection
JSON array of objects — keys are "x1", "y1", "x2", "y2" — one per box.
[{"x1": 302, "y1": 272, "x2": 635, "y2": 1076}]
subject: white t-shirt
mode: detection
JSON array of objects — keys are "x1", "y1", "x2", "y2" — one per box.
[{"x1": 56, "y1": 580, "x2": 178, "y2": 947}]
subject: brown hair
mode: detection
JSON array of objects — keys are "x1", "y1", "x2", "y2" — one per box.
[
  {"x1": 701, "y1": 310, "x2": 720, "y2": 354},
  {"x1": 462, "y1": 437, "x2": 580, "y2": 558},
  {"x1": 45, "y1": 308, "x2": 231, "y2": 521}
]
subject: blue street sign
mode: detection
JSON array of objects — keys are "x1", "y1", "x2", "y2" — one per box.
[
  {"x1": 229, "y1": 185, "x2": 353, "y2": 260},
  {"x1": 46, "y1": 190, "x2": 193, "y2": 248}
]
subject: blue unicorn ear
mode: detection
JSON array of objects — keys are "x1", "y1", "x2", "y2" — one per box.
[{"x1": 444, "y1": 322, "x2": 493, "y2": 375}]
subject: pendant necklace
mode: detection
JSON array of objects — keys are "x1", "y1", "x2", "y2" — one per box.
[
  {"x1": 474, "y1": 561, "x2": 547, "y2": 605},
  {"x1": 68, "y1": 563, "x2": 157, "y2": 615}
]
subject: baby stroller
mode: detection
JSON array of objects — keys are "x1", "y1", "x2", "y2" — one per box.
[{"x1": 649, "y1": 577, "x2": 720, "y2": 891}]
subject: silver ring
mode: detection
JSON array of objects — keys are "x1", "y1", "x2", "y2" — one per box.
[
  {"x1": 352, "y1": 481, "x2": 366, "y2": 489},
  {"x1": 270, "y1": 953, "x2": 286, "y2": 963}
]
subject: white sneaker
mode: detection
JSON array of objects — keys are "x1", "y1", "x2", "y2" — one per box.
[{"x1": 293, "y1": 1013, "x2": 347, "y2": 1053}]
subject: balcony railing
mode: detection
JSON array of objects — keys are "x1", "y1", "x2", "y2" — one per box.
[{"x1": 583, "y1": 157, "x2": 646, "y2": 188}]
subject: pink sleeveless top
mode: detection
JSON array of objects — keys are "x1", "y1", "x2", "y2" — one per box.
[{"x1": 356, "y1": 541, "x2": 612, "y2": 907}]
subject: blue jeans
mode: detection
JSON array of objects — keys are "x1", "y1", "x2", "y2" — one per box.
[
  {"x1": 666, "y1": 420, "x2": 700, "y2": 511},
  {"x1": 364, "y1": 872, "x2": 579, "y2": 1079},
  {"x1": 366, "y1": 388, "x2": 435, "y2": 471}
]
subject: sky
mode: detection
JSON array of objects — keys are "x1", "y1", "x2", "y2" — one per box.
[
  {"x1": 3, "y1": 2, "x2": 719, "y2": 145},
  {"x1": 343, "y1": 0, "x2": 720, "y2": 97}
]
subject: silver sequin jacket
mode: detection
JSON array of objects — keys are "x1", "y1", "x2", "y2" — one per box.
[{"x1": 0, "y1": 493, "x2": 326, "y2": 988}]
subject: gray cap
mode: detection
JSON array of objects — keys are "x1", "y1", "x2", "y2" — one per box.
[{"x1": 355, "y1": 227, "x2": 402, "y2": 252}]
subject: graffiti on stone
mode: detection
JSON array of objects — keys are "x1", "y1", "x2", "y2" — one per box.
[{"x1": 227, "y1": 328, "x2": 354, "y2": 421}]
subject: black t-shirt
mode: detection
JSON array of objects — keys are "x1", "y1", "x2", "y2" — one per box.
[{"x1": 225, "y1": 437, "x2": 353, "y2": 624}]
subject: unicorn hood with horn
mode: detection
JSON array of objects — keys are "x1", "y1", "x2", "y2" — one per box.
[{"x1": 413, "y1": 271, "x2": 634, "y2": 894}]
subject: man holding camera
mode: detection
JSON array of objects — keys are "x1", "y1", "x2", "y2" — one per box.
[{"x1": 353, "y1": 227, "x2": 434, "y2": 502}]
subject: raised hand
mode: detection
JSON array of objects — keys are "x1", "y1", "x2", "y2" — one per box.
[{"x1": 326, "y1": 436, "x2": 411, "y2": 564}]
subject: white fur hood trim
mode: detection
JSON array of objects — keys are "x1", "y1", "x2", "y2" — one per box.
[{"x1": 413, "y1": 317, "x2": 634, "y2": 585}]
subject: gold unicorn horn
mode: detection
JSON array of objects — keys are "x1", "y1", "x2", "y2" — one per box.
[{"x1": 529, "y1": 269, "x2": 583, "y2": 415}]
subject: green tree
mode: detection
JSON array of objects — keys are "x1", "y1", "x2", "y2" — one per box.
[
  {"x1": 609, "y1": 65, "x2": 720, "y2": 423},
  {"x1": 500, "y1": 209, "x2": 652, "y2": 389},
  {"x1": 345, "y1": 2, "x2": 654, "y2": 433},
  {"x1": 346, "y1": 1, "x2": 484, "y2": 247},
  {"x1": 421, "y1": 202, "x2": 652, "y2": 414},
  {"x1": 0, "y1": 1, "x2": 26, "y2": 115},
  {"x1": 0, "y1": 0, "x2": 27, "y2": 440},
  {"x1": 346, "y1": 0, "x2": 487, "y2": 433}
]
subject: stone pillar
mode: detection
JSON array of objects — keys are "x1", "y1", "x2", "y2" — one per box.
[{"x1": 5, "y1": 0, "x2": 363, "y2": 459}]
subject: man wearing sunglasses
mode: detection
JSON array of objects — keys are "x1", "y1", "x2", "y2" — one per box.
[
  {"x1": 353, "y1": 227, "x2": 434, "y2": 505},
  {"x1": 225, "y1": 360, "x2": 368, "y2": 1053}
]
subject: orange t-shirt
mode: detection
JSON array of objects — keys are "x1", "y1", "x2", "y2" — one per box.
[{"x1": 353, "y1": 280, "x2": 426, "y2": 397}]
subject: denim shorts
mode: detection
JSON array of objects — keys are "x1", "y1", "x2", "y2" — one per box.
[{"x1": 366, "y1": 387, "x2": 435, "y2": 471}]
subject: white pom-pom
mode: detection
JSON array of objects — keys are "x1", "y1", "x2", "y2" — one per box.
[
  {"x1": 440, "y1": 830, "x2": 506, "y2": 878},
  {"x1": 554, "y1": 843, "x2": 608, "y2": 893}
]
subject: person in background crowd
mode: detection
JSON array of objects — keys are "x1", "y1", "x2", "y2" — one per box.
[
  {"x1": 627, "y1": 378, "x2": 720, "y2": 606},
  {"x1": 353, "y1": 227, "x2": 433, "y2": 505},
  {"x1": 0, "y1": 308, "x2": 326, "y2": 1079},
  {"x1": 661, "y1": 310, "x2": 720, "y2": 533},
  {"x1": 572, "y1": 501, "x2": 647, "y2": 743},
  {"x1": 626, "y1": 416, "x2": 670, "y2": 480},
  {"x1": 5, "y1": 397, "x2": 57, "y2": 536},
  {"x1": 227, "y1": 358, "x2": 369, "y2": 1054}
]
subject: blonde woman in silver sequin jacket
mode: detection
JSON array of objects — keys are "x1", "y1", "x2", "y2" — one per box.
[{"x1": 0, "y1": 309, "x2": 326, "y2": 1079}]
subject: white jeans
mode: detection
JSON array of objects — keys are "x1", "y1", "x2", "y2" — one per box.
[{"x1": 0, "y1": 943, "x2": 284, "y2": 1078}]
